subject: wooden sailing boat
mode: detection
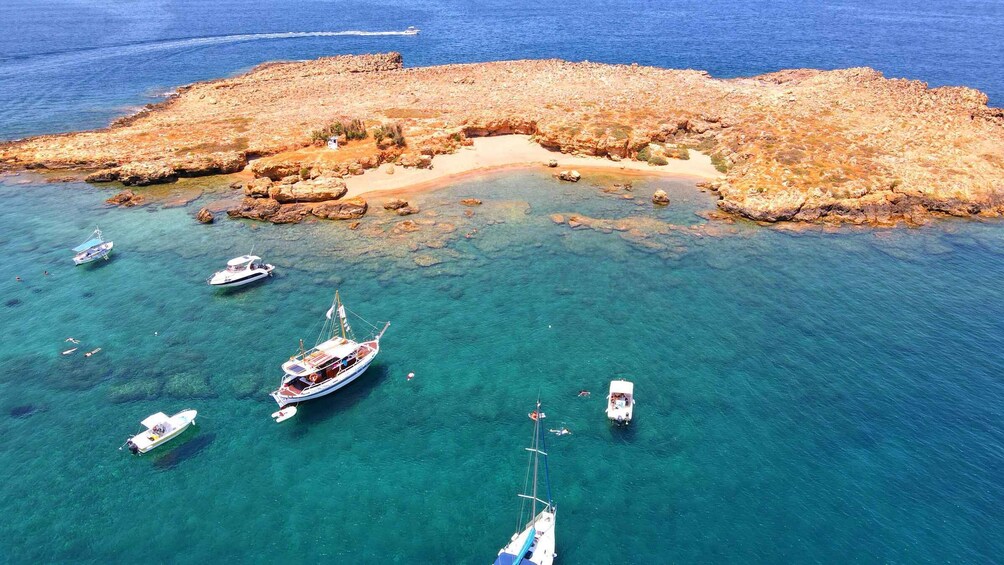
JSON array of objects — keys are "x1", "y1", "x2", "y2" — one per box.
[
  {"x1": 494, "y1": 399, "x2": 557, "y2": 565},
  {"x1": 269, "y1": 291, "x2": 389, "y2": 419}
]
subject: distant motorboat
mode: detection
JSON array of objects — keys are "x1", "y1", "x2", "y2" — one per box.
[
  {"x1": 269, "y1": 291, "x2": 389, "y2": 415},
  {"x1": 493, "y1": 398, "x2": 557, "y2": 565},
  {"x1": 605, "y1": 380, "x2": 635, "y2": 425},
  {"x1": 124, "y1": 409, "x2": 197, "y2": 454},
  {"x1": 207, "y1": 254, "x2": 274, "y2": 287},
  {"x1": 403, "y1": 26, "x2": 420, "y2": 35},
  {"x1": 72, "y1": 228, "x2": 113, "y2": 265}
]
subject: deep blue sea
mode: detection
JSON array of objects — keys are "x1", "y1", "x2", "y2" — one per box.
[{"x1": 2, "y1": 1, "x2": 1004, "y2": 563}]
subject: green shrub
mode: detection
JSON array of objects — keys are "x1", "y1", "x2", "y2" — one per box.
[
  {"x1": 710, "y1": 153, "x2": 730, "y2": 173},
  {"x1": 310, "y1": 119, "x2": 368, "y2": 143},
  {"x1": 648, "y1": 155, "x2": 669, "y2": 166},
  {"x1": 637, "y1": 146, "x2": 652, "y2": 162},
  {"x1": 374, "y1": 122, "x2": 406, "y2": 147}
]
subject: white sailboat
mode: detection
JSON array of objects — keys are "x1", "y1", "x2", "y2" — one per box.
[
  {"x1": 269, "y1": 291, "x2": 389, "y2": 417},
  {"x1": 494, "y1": 399, "x2": 557, "y2": 565},
  {"x1": 72, "y1": 228, "x2": 114, "y2": 265}
]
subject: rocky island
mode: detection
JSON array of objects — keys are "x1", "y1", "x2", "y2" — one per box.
[{"x1": 2, "y1": 52, "x2": 1002, "y2": 225}]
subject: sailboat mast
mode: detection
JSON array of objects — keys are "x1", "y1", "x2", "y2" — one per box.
[
  {"x1": 336, "y1": 291, "x2": 346, "y2": 340},
  {"x1": 531, "y1": 399, "x2": 540, "y2": 520}
]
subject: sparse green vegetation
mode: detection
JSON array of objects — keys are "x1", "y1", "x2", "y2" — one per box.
[
  {"x1": 710, "y1": 153, "x2": 730, "y2": 173},
  {"x1": 637, "y1": 146, "x2": 653, "y2": 162},
  {"x1": 310, "y1": 119, "x2": 368, "y2": 143},
  {"x1": 648, "y1": 155, "x2": 669, "y2": 166},
  {"x1": 374, "y1": 122, "x2": 406, "y2": 148}
]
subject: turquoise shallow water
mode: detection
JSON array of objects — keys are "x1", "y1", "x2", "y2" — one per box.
[{"x1": 2, "y1": 171, "x2": 1003, "y2": 562}]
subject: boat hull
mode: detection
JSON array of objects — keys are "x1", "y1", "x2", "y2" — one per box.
[
  {"x1": 270, "y1": 346, "x2": 377, "y2": 407},
  {"x1": 208, "y1": 265, "x2": 274, "y2": 287},
  {"x1": 73, "y1": 242, "x2": 113, "y2": 265},
  {"x1": 127, "y1": 410, "x2": 197, "y2": 454},
  {"x1": 495, "y1": 509, "x2": 557, "y2": 565}
]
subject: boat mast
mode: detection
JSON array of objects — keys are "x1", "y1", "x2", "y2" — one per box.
[
  {"x1": 531, "y1": 398, "x2": 540, "y2": 521},
  {"x1": 336, "y1": 291, "x2": 346, "y2": 340}
]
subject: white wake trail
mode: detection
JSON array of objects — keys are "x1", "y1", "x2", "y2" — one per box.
[{"x1": 0, "y1": 30, "x2": 418, "y2": 78}]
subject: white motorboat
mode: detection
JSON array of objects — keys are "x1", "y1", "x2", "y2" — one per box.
[
  {"x1": 494, "y1": 399, "x2": 557, "y2": 565},
  {"x1": 72, "y1": 228, "x2": 114, "y2": 265},
  {"x1": 269, "y1": 291, "x2": 389, "y2": 415},
  {"x1": 605, "y1": 380, "x2": 635, "y2": 425},
  {"x1": 403, "y1": 26, "x2": 420, "y2": 35},
  {"x1": 207, "y1": 255, "x2": 274, "y2": 287},
  {"x1": 124, "y1": 409, "x2": 197, "y2": 454}
]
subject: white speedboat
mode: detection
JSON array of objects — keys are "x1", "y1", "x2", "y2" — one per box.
[
  {"x1": 72, "y1": 228, "x2": 114, "y2": 265},
  {"x1": 494, "y1": 399, "x2": 557, "y2": 565},
  {"x1": 124, "y1": 409, "x2": 197, "y2": 454},
  {"x1": 269, "y1": 291, "x2": 389, "y2": 416},
  {"x1": 207, "y1": 255, "x2": 274, "y2": 287},
  {"x1": 403, "y1": 26, "x2": 420, "y2": 35},
  {"x1": 605, "y1": 380, "x2": 635, "y2": 425}
]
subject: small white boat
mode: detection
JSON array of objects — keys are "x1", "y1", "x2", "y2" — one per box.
[
  {"x1": 269, "y1": 291, "x2": 389, "y2": 414},
  {"x1": 125, "y1": 409, "x2": 197, "y2": 454},
  {"x1": 72, "y1": 228, "x2": 113, "y2": 265},
  {"x1": 403, "y1": 26, "x2": 420, "y2": 35},
  {"x1": 493, "y1": 399, "x2": 557, "y2": 565},
  {"x1": 207, "y1": 255, "x2": 274, "y2": 287},
  {"x1": 605, "y1": 380, "x2": 635, "y2": 425}
]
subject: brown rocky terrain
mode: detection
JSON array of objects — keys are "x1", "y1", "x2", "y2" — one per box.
[{"x1": 2, "y1": 52, "x2": 1003, "y2": 225}]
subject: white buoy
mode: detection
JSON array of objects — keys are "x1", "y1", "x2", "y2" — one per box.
[{"x1": 407, "y1": 372, "x2": 415, "y2": 380}]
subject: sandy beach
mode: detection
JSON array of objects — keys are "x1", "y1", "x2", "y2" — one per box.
[{"x1": 343, "y1": 135, "x2": 721, "y2": 199}]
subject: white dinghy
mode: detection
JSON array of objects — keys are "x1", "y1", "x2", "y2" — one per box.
[
  {"x1": 208, "y1": 255, "x2": 274, "y2": 287},
  {"x1": 72, "y1": 228, "x2": 114, "y2": 265},
  {"x1": 124, "y1": 409, "x2": 197, "y2": 454},
  {"x1": 605, "y1": 380, "x2": 635, "y2": 425}
]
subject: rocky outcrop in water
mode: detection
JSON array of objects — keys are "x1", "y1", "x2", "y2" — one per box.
[
  {"x1": 3, "y1": 53, "x2": 1004, "y2": 225},
  {"x1": 196, "y1": 207, "x2": 214, "y2": 223},
  {"x1": 652, "y1": 190, "x2": 670, "y2": 206},
  {"x1": 106, "y1": 189, "x2": 143, "y2": 207}
]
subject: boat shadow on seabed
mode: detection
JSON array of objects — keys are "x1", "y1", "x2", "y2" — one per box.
[
  {"x1": 283, "y1": 363, "x2": 392, "y2": 435},
  {"x1": 152, "y1": 430, "x2": 216, "y2": 471}
]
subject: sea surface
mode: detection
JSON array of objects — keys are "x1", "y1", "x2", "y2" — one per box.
[{"x1": 2, "y1": 1, "x2": 1004, "y2": 563}]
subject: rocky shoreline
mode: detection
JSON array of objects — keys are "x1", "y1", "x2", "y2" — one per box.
[{"x1": 2, "y1": 52, "x2": 1002, "y2": 226}]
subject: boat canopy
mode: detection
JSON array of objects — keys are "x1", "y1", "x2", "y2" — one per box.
[
  {"x1": 318, "y1": 339, "x2": 357, "y2": 359},
  {"x1": 609, "y1": 380, "x2": 634, "y2": 395},
  {"x1": 73, "y1": 238, "x2": 103, "y2": 253},
  {"x1": 227, "y1": 255, "x2": 260, "y2": 267},
  {"x1": 141, "y1": 412, "x2": 170, "y2": 429}
]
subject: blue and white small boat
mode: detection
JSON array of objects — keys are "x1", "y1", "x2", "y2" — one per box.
[
  {"x1": 494, "y1": 399, "x2": 557, "y2": 565},
  {"x1": 72, "y1": 228, "x2": 114, "y2": 265}
]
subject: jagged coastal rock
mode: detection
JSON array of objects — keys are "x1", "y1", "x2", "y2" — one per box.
[
  {"x1": 652, "y1": 190, "x2": 670, "y2": 206},
  {"x1": 195, "y1": 207, "x2": 214, "y2": 223},
  {"x1": 2, "y1": 52, "x2": 1003, "y2": 225}
]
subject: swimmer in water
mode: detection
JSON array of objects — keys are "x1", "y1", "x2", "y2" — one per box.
[
  {"x1": 577, "y1": 390, "x2": 590, "y2": 397},
  {"x1": 15, "y1": 276, "x2": 22, "y2": 282},
  {"x1": 550, "y1": 428, "x2": 571, "y2": 436}
]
